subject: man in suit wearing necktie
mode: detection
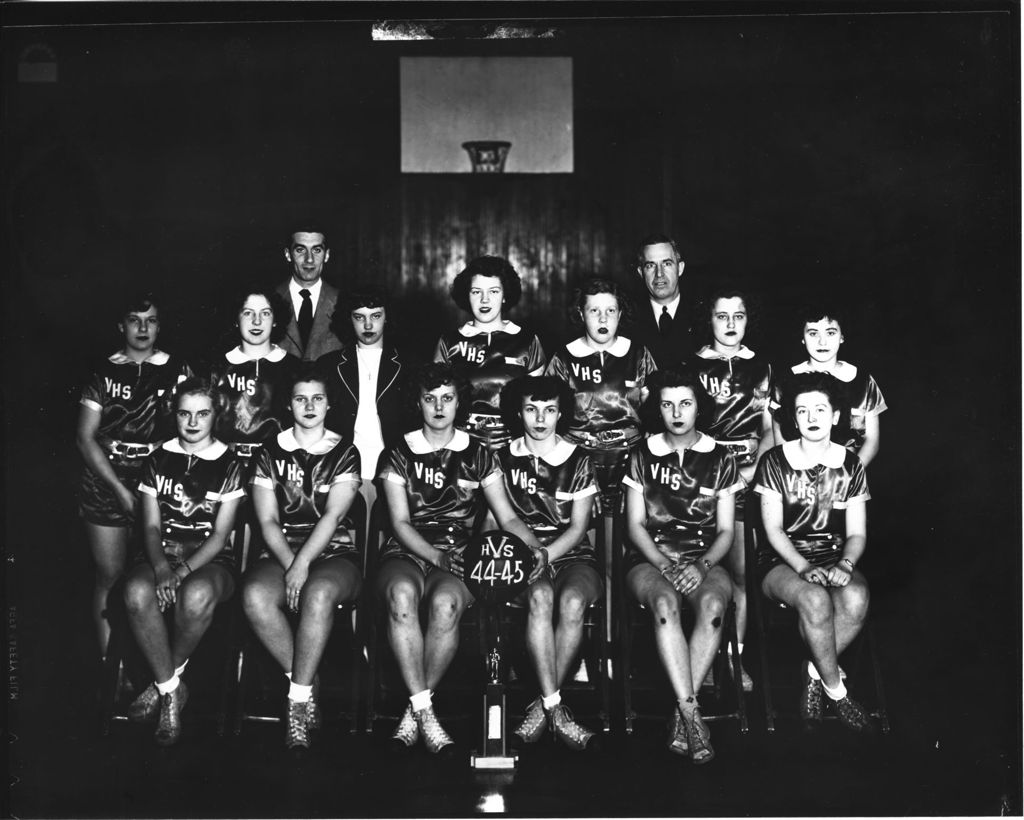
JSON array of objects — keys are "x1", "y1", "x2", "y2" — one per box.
[
  {"x1": 277, "y1": 226, "x2": 343, "y2": 361},
  {"x1": 630, "y1": 233, "x2": 694, "y2": 369}
]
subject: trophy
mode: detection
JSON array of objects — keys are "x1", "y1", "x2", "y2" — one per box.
[{"x1": 461, "y1": 529, "x2": 536, "y2": 770}]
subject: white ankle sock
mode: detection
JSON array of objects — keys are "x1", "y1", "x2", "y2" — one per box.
[
  {"x1": 288, "y1": 682, "x2": 313, "y2": 703},
  {"x1": 174, "y1": 659, "x2": 189, "y2": 677},
  {"x1": 410, "y1": 689, "x2": 432, "y2": 712},
  {"x1": 542, "y1": 691, "x2": 562, "y2": 710},
  {"x1": 806, "y1": 661, "x2": 822, "y2": 680},
  {"x1": 155, "y1": 675, "x2": 180, "y2": 696},
  {"x1": 285, "y1": 671, "x2": 292, "y2": 681},
  {"x1": 822, "y1": 679, "x2": 848, "y2": 701}
]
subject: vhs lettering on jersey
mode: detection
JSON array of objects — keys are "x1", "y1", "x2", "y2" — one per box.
[
  {"x1": 649, "y1": 463, "x2": 683, "y2": 491},
  {"x1": 785, "y1": 472, "x2": 817, "y2": 501},
  {"x1": 275, "y1": 459, "x2": 304, "y2": 484},
  {"x1": 105, "y1": 378, "x2": 133, "y2": 400},
  {"x1": 509, "y1": 468, "x2": 538, "y2": 495},
  {"x1": 413, "y1": 462, "x2": 446, "y2": 489},
  {"x1": 454, "y1": 341, "x2": 487, "y2": 364},
  {"x1": 570, "y1": 362, "x2": 602, "y2": 384},
  {"x1": 154, "y1": 474, "x2": 187, "y2": 502},
  {"x1": 699, "y1": 373, "x2": 732, "y2": 399},
  {"x1": 226, "y1": 372, "x2": 257, "y2": 397}
]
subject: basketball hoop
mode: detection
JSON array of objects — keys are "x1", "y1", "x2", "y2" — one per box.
[{"x1": 462, "y1": 141, "x2": 511, "y2": 173}]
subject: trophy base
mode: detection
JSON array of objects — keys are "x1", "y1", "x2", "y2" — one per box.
[{"x1": 470, "y1": 752, "x2": 518, "y2": 770}]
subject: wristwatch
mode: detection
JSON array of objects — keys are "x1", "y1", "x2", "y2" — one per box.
[
  {"x1": 840, "y1": 557, "x2": 855, "y2": 571},
  {"x1": 701, "y1": 557, "x2": 713, "y2": 572}
]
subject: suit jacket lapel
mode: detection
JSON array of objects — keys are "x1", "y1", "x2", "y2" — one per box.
[
  {"x1": 377, "y1": 345, "x2": 402, "y2": 400},
  {"x1": 335, "y1": 347, "x2": 359, "y2": 404},
  {"x1": 276, "y1": 282, "x2": 303, "y2": 356}
]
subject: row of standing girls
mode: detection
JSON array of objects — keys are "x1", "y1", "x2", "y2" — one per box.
[{"x1": 76, "y1": 254, "x2": 886, "y2": 763}]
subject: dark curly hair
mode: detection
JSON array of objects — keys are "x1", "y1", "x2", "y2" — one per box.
[
  {"x1": 569, "y1": 278, "x2": 634, "y2": 328},
  {"x1": 450, "y1": 256, "x2": 522, "y2": 313},
  {"x1": 642, "y1": 368, "x2": 715, "y2": 433},
  {"x1": 118, "y1": 291, "x2": 160, "y2": 323},
  {"x1": 799, "y1": 303, "x2": 847, "y2": 337},
  {"x1": 499, "y1": 375, "x2": 574, "y2": 436},
  {"x1": 329, "y1": 283, "x2": 391, "y2": 341},
  {"x1": 406, "y1": 362, "x2": 472, "y2": 424}
]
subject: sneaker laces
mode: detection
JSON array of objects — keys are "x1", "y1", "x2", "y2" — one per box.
[
  {"x1": 800, "y1": 674, "x2": 824, "y2": 721},
  {"x1": 415, "y1": 706, "x2": 453, "y2": 753},
  {"x1": 514, "y1": 698, "x2": 547, "y2": 742},
  {"x1": 836, "y1": 695, "x2": 871, "y2": 732},
  {"x1": 667, "y1": 707, "x2": 689, "y2": 755},
  {"x1": 391, "y1": 703, "x2": 419, "y2": 746},
  {"x1": 286, "y1": 700, "x2": 310, "y2": 748},
  {"x1": 680, "y1": 705, "x2": 714, "y2": 764},
  {"x1": 550, "y1": 704, "x2": 594, "y2": 750}
]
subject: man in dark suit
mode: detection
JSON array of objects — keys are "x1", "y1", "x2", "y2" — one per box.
[
  {"x1": 629, "y1": 233, "x2": 694, "y2": 369},
  {"x1": 317, "y1": 284, "x2": 407, "y2": 487},
  {"x1": 277, "y1": 226, "x2": 343, "y2": 361}
]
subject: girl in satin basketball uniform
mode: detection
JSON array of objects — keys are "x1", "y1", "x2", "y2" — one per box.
[
  {"x1": 122, "y1": 378, "x2": 244, "y2": 745},
  {"x1": 691, "y1": 289, "x2": 774, "y2": 691},
  {"x1": 77, "y1": 292, "x2": 191, "y2": 660},
  {"x1": 434, "y1": 256, "x2": 546, "y2": 451},
  {"x1": 755, "y1": 372, "x2": 874, "y2": 733},
  {"x1": 545, "y1": 278, "x2": 657, "y2": 500}
]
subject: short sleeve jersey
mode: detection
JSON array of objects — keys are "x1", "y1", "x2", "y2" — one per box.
[
  {"x1": 623, "y1": 433, "x2": 744, "y2": 551},
  {"x1": 493, "y1": 437, "x2": 598, "y2": 556},
  {"x1": 80, "y1": 351, "x2": 192, "y2": 447},
  {"x1": 545, "y1": 336, "x2": 657, "y2": 440},
  {"x1": 771, "y1": 361, "x2": 887, "y2": 454},
  {"x1": 211, "y1": 345, "x2": 299, "y2": 445},
  {"x1": 379, "y1": 428, "x2": 501, "y2": 538},
  {"x1": 753, "y1": 441, "x2": 870, "y2": 565},
  {"x1": 251, "y1": 429, "x2": 362, "y2": 544},
  {"x1": 433, "y1": 321, "x2": 546, "y2": 417},
  {"x1": 138, "y1": 439, "x2": 246, "y2": 533},
  {"x1": 693, "y1": 346, "x2": 773, "y2": 462}
]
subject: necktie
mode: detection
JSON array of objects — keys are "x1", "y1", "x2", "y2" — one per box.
[
  {"x1": 298, "y1": 289, "x2": 313, "y2": 351},
  {"x1": 659, "y1": 305, "x2": 673, "y2": 336}
]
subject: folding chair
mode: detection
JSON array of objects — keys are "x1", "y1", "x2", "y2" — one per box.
[
  {"x1": 746, "y1": 509, "x2": 890, "y2": 734},
  {"x1": 230, "y1": 491, "x2": 367, "y2": 734}
]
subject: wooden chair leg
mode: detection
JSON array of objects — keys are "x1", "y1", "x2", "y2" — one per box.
[
  {"x1": 725, "y1": 603, "x2": 749, "y2": 733},
  {"x1": 866, "y1": 621, "x2": 890, "y2": 733}
]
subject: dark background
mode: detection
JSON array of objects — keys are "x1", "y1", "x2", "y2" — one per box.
[{"x1": 3, "y1": 2, "x2": 1020, "y2": 817}]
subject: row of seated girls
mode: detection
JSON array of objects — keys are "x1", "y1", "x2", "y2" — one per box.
[{"x1": 76, "y1": 255, "x2": 885, "y2": 764}]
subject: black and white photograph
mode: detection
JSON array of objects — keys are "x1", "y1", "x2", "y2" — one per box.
[{"x1": 3, "y1": 1, "x2": 1021, "y2": 817}]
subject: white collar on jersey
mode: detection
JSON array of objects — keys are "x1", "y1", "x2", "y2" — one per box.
[
  {"x1": 161, "y1": 438, "x2": 229, "y2": 461},
  {"x1": 405, "y1": 428, "x2": 471, "y2": 454},
  {"x1": 457, "y1": 320, "x2": 522, "y2": 338},
  {"x1": 646, "y1": 431, "x2": 715, "y2": 456},
  {"x1": 565, "y1": 335, "x2": 631, "y2": 358},
  {"x1": 695, "y1": 344, "x2": 755, "y2": 361},
  {"x1": 782, "y1": 439, "x2": 847, "y2": 470},
  {"x1": 225, "y1": 344, "x2": 287, "y2": 365},
  {"x1": 109, "y1": 350, "x2": 170, "y2": 366},
  {"x1": 509, "y1": 435, "x2": 576, "y2": 466},
  {"x1": 791, "y1": 360, "x2": 858, "y2": 383},
  {"x1": 277, "y1": 428, "x2": 342, "y2": 455}
]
